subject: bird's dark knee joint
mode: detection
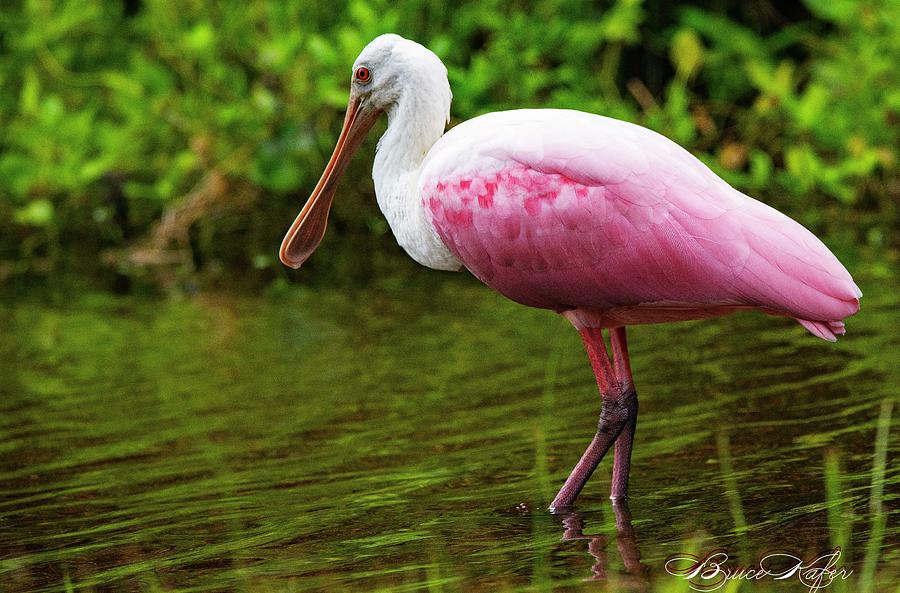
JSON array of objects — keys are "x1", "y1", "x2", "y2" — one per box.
[{"x1": 597, "y1": 386, "x2": 638, "y2": 434}]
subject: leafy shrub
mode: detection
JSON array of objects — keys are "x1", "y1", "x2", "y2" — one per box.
[{"x1": 0, "y1": 0, "x2": 896, "y2": 288}]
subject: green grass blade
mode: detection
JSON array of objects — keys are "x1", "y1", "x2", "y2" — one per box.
[{"x1": 860, "y1": 398, "x2": 893, "y2": 593}]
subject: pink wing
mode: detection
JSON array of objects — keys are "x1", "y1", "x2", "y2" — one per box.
[{"x1": 419, "y1": 110, "x2": 861, "y2": 340}]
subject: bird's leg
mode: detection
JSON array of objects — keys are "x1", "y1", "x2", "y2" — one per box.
[
  {"x1": 549, "y1": 327, "x2": 638, "y2": 511},
  {"x1": 610, "y1": 327, "x2": 638, "y2": 501}
]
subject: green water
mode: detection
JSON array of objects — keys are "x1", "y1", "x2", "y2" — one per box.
[{"x1": 1, "y1": 273, "x2": 897, "y2": 592}]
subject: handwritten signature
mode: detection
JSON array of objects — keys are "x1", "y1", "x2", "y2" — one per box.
[{"x1": 665, "y1": 548, "x2": 852, "y2": 592}]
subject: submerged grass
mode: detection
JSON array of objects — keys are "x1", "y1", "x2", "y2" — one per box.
[
  {"x1": 824, "y1": 449, "x2": 851, "y2": 556},
  {"x1": 716, "y1": 431, "x2": 748, "y2": 539}
]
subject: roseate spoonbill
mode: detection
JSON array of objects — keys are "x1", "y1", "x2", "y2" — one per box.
[{"x1": 279, "y1": 34, "x2": 861, "y2": 510}]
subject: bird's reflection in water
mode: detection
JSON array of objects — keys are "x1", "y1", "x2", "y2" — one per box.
[{"x1": 557, "y1": 500, "x2": 649, "y2": 588}]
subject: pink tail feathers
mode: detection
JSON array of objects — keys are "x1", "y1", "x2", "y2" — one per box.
[
  {"x1": 796, "y1": 318, "x2": 848, "y2": 342},
  {"x1": 795, "y1": 276, "x2": 861, "y2": 342}
]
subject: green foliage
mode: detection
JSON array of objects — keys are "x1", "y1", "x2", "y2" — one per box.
[{"x1": 0, "y1": 0, "x2": 896, "y2": 286}]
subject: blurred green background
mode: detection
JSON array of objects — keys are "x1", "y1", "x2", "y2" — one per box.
[{"x1": 0, "y1": 0, "x2": 897, "y2": 291}]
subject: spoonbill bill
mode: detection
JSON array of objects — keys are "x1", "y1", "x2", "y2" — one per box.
[{"x1": 279, "y1": 34, "x2": 861, "y2": 510}]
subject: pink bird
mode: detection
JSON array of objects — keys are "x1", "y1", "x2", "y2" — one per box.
[{"x1": 280, "y1": 35, "x2": 861, "y2": 510}]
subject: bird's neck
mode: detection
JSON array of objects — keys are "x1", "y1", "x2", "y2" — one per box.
[
  {"x1": 372, "y1": 89, "x2": 461, "y2": 271},
  {"x1": 376, "y1": 91, "x2": 446, "y2": 176}
]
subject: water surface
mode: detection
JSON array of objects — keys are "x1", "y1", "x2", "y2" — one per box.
[{"x1": 1, "y1": 273, "x2": 897, "y2": 592}]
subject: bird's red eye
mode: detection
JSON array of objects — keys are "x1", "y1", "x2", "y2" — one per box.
[{"x1": 355, "y1": 67, "x2": 371, "y2": 83}]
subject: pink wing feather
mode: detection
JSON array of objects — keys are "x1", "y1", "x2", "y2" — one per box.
[{"x1": 419, "y1": 109, "x2": 860, "y2": 340}]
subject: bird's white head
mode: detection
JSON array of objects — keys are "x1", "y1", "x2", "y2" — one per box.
[
  {"x1": 352, "y1": 34, "x2": 451, "y2": 123},
  {"x1": 280, "y1": 34, "x2": 451, "y2": 269}
]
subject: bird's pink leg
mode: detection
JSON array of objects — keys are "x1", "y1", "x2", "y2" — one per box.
[
  {"x1": 549, "y1": 327, "x2": 638, "y2": 511},
  {"x1": 609, "y1": 327, "x2": 637, "y2": 500}
]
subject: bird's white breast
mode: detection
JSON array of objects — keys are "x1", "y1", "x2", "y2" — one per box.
[{"x1": 373, "y1": 164, "x2": 462, "y2": 272}]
